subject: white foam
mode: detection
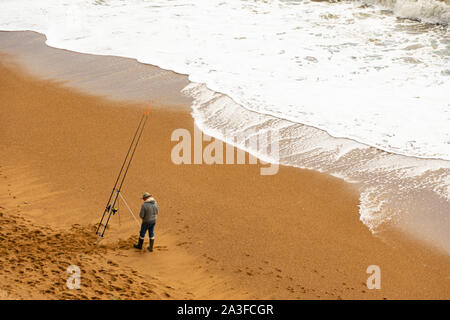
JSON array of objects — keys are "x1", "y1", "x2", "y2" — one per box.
[{"x1": 359, "y1": 187, "x2": 391, "y2": 233}]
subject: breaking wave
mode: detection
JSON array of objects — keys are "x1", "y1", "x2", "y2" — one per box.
[{"x1": 364, "y1": 0, "x2": 450, "y2": 24}]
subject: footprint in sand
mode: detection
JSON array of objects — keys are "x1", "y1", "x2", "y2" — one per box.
[
  {"x1": 286, "y1": 286, "x2": 295, "y2": 293},
  {"x1": 107, "y1": 260, "x2": 119, "y2": 267}
]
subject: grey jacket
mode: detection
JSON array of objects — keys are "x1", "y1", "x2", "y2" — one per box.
[{"x1": 139, "y1": 198, "x2": 158, "y2": 223}]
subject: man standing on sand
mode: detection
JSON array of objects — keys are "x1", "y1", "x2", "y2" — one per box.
[{"x1": 134, "y1": 192, "x2": 159, "y2": 252}]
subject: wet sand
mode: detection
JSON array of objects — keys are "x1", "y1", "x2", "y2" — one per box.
[{"x1": 0, "y1": 32, "x2": 449, "y2": 299}]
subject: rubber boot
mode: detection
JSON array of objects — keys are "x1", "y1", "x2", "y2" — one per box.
[
  {"x1": 134, "y1": 238, "x2": 143, "y2": 250},
  {"x1": 147, "y1": 239, "x2": 154, "y2": 252}
]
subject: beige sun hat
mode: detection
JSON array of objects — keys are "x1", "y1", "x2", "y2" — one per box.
[{"x1": 142, "y1": 192, "x2": 152, "y2": 199}]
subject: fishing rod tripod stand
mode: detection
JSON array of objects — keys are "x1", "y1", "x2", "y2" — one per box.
[
  {"x1": 95, "y1": 103, "x2": 152, "y2": 244},
  {"x1": 96, "y1": 189, "x2": 140, "y2": 244}
]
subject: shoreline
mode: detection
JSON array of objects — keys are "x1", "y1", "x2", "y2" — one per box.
[{"x1": 1, "y1": 32, "x2": 449, "y2": 299}]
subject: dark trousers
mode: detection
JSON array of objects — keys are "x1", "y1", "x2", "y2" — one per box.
[{"x1": 139, "y1": 221, "x2": 156, "y2": 240}]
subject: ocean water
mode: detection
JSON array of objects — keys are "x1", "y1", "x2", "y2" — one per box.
[{"x1": 0, "y1": 0, "x2": 449, "y2": 253}]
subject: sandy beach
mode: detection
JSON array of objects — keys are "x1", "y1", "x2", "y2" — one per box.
[{"x1": 0, "y1": 31, "x2": 449, "y2": 300}]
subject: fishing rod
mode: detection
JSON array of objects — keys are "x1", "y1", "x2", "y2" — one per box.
[
  {"x1": 96, "y1": 103, "x2": 152, "y2": 242},
  {"x1": 100, "y1": 107, "x2": 150, "y2": 236},
  {"x1": 95, "y1": 111, "x2": 146, "y2": 235},
  {"x1": 96, "y1": 104, "x2": 151, "y2": 240}
]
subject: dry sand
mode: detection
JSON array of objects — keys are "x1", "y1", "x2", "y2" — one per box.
[{"x1": 0, "y1": 41, "x2": 449, "y2": 299}]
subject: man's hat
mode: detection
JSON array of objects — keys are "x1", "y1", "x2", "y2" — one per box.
[{"x1": 142, "y1": 192, "x2": 152, "y2": 199}]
